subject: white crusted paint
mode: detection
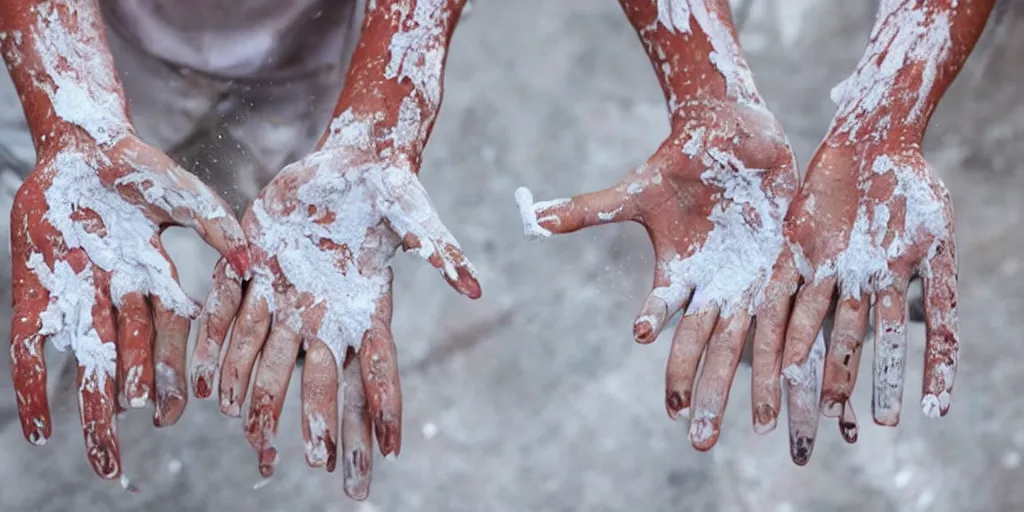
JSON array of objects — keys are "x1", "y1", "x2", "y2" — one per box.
[
  {"x1": 829, "y1": 1, "x2": 954, "y2": 141},
  {"x1": 386, "y1": 0, "x2": 448, "y2": 112},
  {"x1": 305, "y1": 413, "x2": 329, "y2": 465},
  {"x1": 651, "y1": 147, "x2": 787, "y2": 316},
  {"x1": 30, "y1": 0, "x2": 131, "y2": 147},
  {"x1": 28, "y1": 253, "x2": 115, "y2": 390},
  {"x1": 514, "y1": 187, "x2": 553, "y2": 239},
  {"x1": 41, "y1": 149, "x2": 197, "y2": 317},
  {"x1": 812, "y1": 154, "x2": 947, "y2": 299},
  {"x1": 252, "y1": 109, "x2": 474, "y2": 366},
  {"x1": 655, "y1": 0, "x2": 763, "y2": 107}
]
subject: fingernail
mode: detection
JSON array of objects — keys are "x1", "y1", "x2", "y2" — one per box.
[
  {"x1": 665, "y1": 390, "x2": 689, "y2": 419},
  {"x1": 25, "y1": 417, "x2": 48, "y2": 445},
  {"x1": 688, "y1": 416, "x2": 719, "y2": 450},
  {"x1": 90, "y1": 446, "x2": 121, "y2": 479},
  {"x1": 194, "y1": 375, "x2": 211, "y2": 399},
  {"x1": 791, "y1": 436, "x2": 814, "y2": 466},
  {"x1": 220, "y1": 393, "x2": 241, "y2": 417},
  {"x1": 820, "y1": 397, "x2": 842, "y2": 418},
  {"x1": 258, "y1": 447, "x2": 277, "y2": 477},
  {"x1": 753, "y1": 403, "x2": 777, "y2": 434},
  {"x1": 921, "y1": 392, "x2": 949, "y2": 419},
  {"x1": 633, "y1": 318, "x2": 655, "y2": 343},
  {"x1": 840, "y1": 419, "x2": 858, "y2": 444}
]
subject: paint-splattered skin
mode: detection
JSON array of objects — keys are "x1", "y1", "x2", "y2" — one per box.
[
  {"x1": 193, "y1": 0, "x2": 480, "y2": 500},
  {"x1": 517, "y1": 0, "x2": 992, "y2": 468},
  {"x1": 759, "y1": 0, "x2": 994, "y2": 464},
  {"x1": 0, "y1": 0, "x2": 250, "y2": 482},
  {"x1": 518, "y1": 0, "x2": 802, "y2": 453}
]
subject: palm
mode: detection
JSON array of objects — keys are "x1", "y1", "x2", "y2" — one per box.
[
  {"x1": 516, "y1": 101, "x2": 797, "y2": 450},
  {"x1": 191, "y1": 147, "x2": 480, "y2": 499}
]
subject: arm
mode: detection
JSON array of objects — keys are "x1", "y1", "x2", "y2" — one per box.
[
  {"x1": 619, "y1": 0, "x2": 767, "y2": 114},
  {"x1": 316, "y1": 0, "x2": 467, "y2": 165},
  {"x1": 0, "y1": 0, "x2": 132, "y2": 153},
  {"x1": 827, "y1": 0, "x2": 995, "y2": 147}
]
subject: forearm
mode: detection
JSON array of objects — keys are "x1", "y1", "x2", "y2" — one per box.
[
  {"x1": 827, "y1": 0, "x2": 995, "y2": 147},
  {"x1": 317, "y1": 0, "x2": 466, "y2": 169},
  {"x1": 618, "y1": 0, "x2": 766, "y2": 117},
  {"x1": 0, "y1": 0, "x2": 132, "y2": 154}
]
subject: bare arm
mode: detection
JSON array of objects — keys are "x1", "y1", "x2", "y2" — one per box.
[
  {"x1": 827, "y1": 0, "x2": 996, "y2": 147},
  {"x1": 316, "y1": 0, "x2": 468, "y2": 166},
  {"x1": 0, "y1": 0, "x2": 132, "y2": 153}
]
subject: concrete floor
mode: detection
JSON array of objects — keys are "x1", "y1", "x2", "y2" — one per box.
[{"x1": 1, "y1": 1, "x2": 1023, "y2": 511}]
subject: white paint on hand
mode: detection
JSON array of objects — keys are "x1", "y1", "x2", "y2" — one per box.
[{"x1": 514, "y1": 187, "x2": 553, "y2": 239}]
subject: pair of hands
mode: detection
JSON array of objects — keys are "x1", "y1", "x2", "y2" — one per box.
[
  {"x1": 517, "y1": 99, "x2": 959, "y2": 464},
  {"x1": 10, "y1": 122, "x2": 478, "y2": 498}
]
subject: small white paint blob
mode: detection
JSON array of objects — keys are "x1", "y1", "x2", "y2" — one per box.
[{"x1": 513, "y1": 187, "x2": 553, "y2": 239}]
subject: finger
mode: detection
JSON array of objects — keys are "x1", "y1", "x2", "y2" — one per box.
[
  {"x1": 120, "y1": 166, "x2": 250, "y2": 277},
  {"x1": 664, "y1": 305, "x2": 720, "y2": 419},
  {"x1": 514, "y1": 184, "x2": 637, "y2": 238},
  {"x1": 839, "y1": 401, "x2": 859, "y2": 444},
  {"x1": 785, "y1": 329, "x2": 825, "y2": 466},
  {"x1": 10, "y1": 251, "x2": 53, "y2": 445},
  {"x1": 116, "y1": 292, "x2": 154, "y2": 409},
  {"x1": 342, "y1": 349, "x2": 374, "y2": 501},
  {"x1": 873, "y1": 285, "x2": 909, "y2": 426},
  {"x1": 360, "y1": 292, "x2": 402, "y2": 457},
  {"x1": 689, "y1": 310, "x2": 752, "y2": 451},
  {"x1": 301, "y1": 339, "x2": 339, "y2": 471},
  {"x1": 79, "y1": 280, "x2": 122, "y2": 479},
  {"x1": 751, "y1": 253, "x2": 800, "y2": 434},
  {"x1": 379, "y1": 173, "x2": 481, "y2": 299},
  {"x1": 634, "y1": 252, "x2": 693, "y2": 344},
  {"x1": 192, "y1": 258, "x2": 244, "y2": 398},
  {"x1": 245, "y1": 320, "x2": 301, "y2": 478},
  {"x1": 219, "y1": 279, "x2": 272, "y2": 417},
  {"x1": 920, "y1": 238, "x2": 958, "y2": 418},
  {"x1": 781, "y1": 276, "x2": 836, "y2": 373},
  {"x1": 820, "y1": 295, "x2": 869, "y2": 418}
]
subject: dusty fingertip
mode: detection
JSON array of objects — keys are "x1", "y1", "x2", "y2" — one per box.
[
  {"x1": 24, "y1": 417, "x2": 50, "y2": 446},
  {"x1": 921, "y1": 392, "x2": 950, "y2": 419},
  {"x1": 840, "y1": 404, "x2": 858, "y2": 444},
  {"x1": 688, "y1": 415, "x2": 719, "y2": 451},
  {"x1": 634, "y1": 296, "x2": 668, "y2": 344},
  {"x1": 665, "y1": 390, "x2": 689, "y2": 420},
  {"x1": 258, "y1": 447, "x2": 278, "y2": 478},
  {"x1": 790, "y1": 436, "x2": 814, "y2": 466}
]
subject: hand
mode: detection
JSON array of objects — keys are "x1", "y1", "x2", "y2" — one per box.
[
  {"x1": 192, "y1": 140, "x2": 480, "y2": 500},
  {"x1": 756, "y1": 140, "x2": 958, "y2": 463},
  {"x1": 515, "y1": 100, "x2": 798, "y2": 450},
  {"x1": 9, "y1": 131, "x2": 249, "y2": 479}
]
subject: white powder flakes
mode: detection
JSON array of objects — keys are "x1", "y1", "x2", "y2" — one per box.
[{"x1": 385, "y1": 0, "x2": 448, "y2": 111}]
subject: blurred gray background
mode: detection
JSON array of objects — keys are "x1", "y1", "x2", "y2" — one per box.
[{"x1": 1, "y1": 0, "x2": 1023, "y2": 510}]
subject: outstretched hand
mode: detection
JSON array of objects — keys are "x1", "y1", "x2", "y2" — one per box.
[
  {"x1": 9, "y1": 133, "x2": 248, "y2": 479},
  {"x1": 756, "y1": 140, "x2": 959, "y2": 461},
  {"x1": 516, "y1": 100, "x2": 798, "y2": 450},
  {"x1": 192, "y1": 114, "x2": 480, "y2": 499}
]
